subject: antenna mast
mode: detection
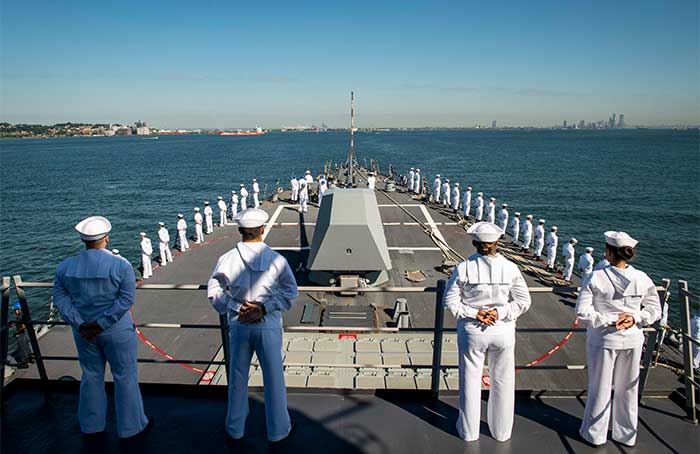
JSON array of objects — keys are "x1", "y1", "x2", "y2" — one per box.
[{"x1": 347, "y1": 91, "x2": 355, "y2": 186}]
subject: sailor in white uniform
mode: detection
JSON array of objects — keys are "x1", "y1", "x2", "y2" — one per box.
[
  {"x1": 252, "y1": 179, "x2": 260, "y2": 208},
  {"x1": 239, "y1": 184, "x2": 249, "y2": 210},
  {"x1": 194, "y1": 207, "x2": 204, "y2": 243},
  {"x1": 578, "y1": 247, "x2": 595, "y2": 279},
  {"x1": 534, "y1": 219, "x2": 546, "y2": 260},
  {"x1": 217, "y1": 196, "x2": 228, "y2": 226},
  {"x1": 139, "y1": 232, "x2": 153, "y2": 279},
  {"x1": 207, "y1": 208, "x2": 298, "y2": 442},
  {"x1": 318, "y1": 175, "x2": 328, "y2": 205},
  {"x1": 230, "y1": 191, "x2": 239, "y2": 219},
  {"x1": 367, "y1": 172, "x2": 376, "y2": 190},
  {"x1": 444, "y1": 222, "x2": 531, "y2": 442},
  {"x1": 576, "y1": 231, "x2": 661, "y2": 447},
  {"x1": 290, "y1": 176, "x2": 299, "y2": 202},
  {"x1": 54, "y1": 217, "x2": 150, "y2": 438},
  {"x1": 486, "y1": 197, "x2": 496, "y2": 223},
  {"x1": 298, "y1": 181, "x2": 309, "y2": 213},
  {"x1": 521, "y1": 215, "x2": 533, "y2": 251},
  {"x1": 176, "y1": 214, "x2": 189, "y2": 252},
  {"x1": 463, "y1": 187, "x2": 472, "y2": 218},
  {"x1": 473, "y1": 192, "x2": 484, "y2": 221},
  {"x1": 408, "y1": 168, "x2": 415, "y2": 192},
  {"x1": 203, "y1": 201, "x2": 214, "y2": 234},
  {"x1": 433, "y1": 175, "x2": 442, "y2": 203},
  {"x1": 510, "y1": 212, "x2": 521, "y2": 244},
  {"x1": 111, "y1": 249, "x2": 120, "y2": 255},
  {"x1": 157, "y1": 222, "x2": 173, "y2": 265},
  {"x1": 498, "y1": 204, "x2": 509, "y2": 231},
  {"x1": 442, "y1": 179, "x2": 451, "y2": 206},
  {"x1": 451, "y1": 182, "x2": 460, "y2": 211},
  {"x1": 304, "y1": 170, "x2": 313, "y2": 184},
  {"x1": 545, "y1": 226, "x2": 559, "y2": 271},
  {"x1": 562, "y1": 237, "x2": 578, "y2": 281},
  {"x1": 413, "y1": 169, "x2": 421, "y2": 194}
]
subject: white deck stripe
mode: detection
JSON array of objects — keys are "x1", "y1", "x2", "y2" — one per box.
[
  {"x1": 262, "y1": 205, "x2": 284, "y2": 241},
  {"x1": 272, "y1": 246, "x2": 311, "y2": 251},
  {"x1": 377, "y1": 204, "x2": 421, "y2": 207},
  {"x1": 419, "y1": 204, "x2": 448, "y2": 246},
  {"x1": 387, "y1": 247, "x2": 441, "y2": 251}
]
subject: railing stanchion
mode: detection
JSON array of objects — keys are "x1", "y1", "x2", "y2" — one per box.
[
  {"x1": 431, "y1": 279, "x2": 447, "y2": 400},
  {"x1": 1, "y1": 277, "x2": 11, "y2": 411},
  {"x1": 12, "y1": 276, "x2": 49, "y2": 387},
  {"x1": 219, "y1": 313, "x2": 231, "y2": 380},
  {"x1": 678, "y1": 280, "x2": 697, "y2": 423},
  {"x1": 639, "y1": 278, "x2": 671, "y2": 402}
]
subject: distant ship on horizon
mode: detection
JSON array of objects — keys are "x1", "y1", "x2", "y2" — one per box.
[{"x1": 219, "y1": 126, "x2": 265, "y2": 136}]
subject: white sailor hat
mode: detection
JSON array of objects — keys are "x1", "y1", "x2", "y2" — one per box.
[
  {"x1": 570, "y1": 237, "x2": 578, "y2": 243},
  {"x1": 158, "y1": 222, "x2": 165, "y2": 227},
  {"x1": 217, "y1": 196, "x2": 223, "y2": 200},
  {"x1": 436, "y1": 174, "x2": 441, "y2": 177},
  {"x1": 586, "y1": 247, "x2": 594, "y2": 252},
  {"x1": 252, "y1": 178, "x2": 257, "y2": 182},
  {"x1": 410, "y1": 167, "x2": 414, "y2": 170},
  {"x1": 526, "y1": 214, "x2": 533, "y2": 219},
  {"x1": 502, "y1": 203, "x2": 508, "y2": 207},
  {"x1": 604, "y1": 231, "x2": 638, "y2": 248},
  {"x1": 75, "y1": 216, "x2": 111, "y2": 241},
  {"x1": 235, "y1": 208, "x2": 269, "y2": 228},
  {"x1": 454, "y1": 182, "x2": 459, "y2": 186},
  {"x1": 467, "y1": 222, "x2": 504, "y2": 242},
  {"x1": 112, "y1": 249, "x2": 119, "y2": 255},
  {"x1": 445, "y1": 178, "x2": 450, "y2": 182},
  {"x1": 231, "y1": 190, "x2": 237, "y2": 193},
  {"x1": 305, "y1": 170, "x2": 311, "y2": 174},
  {"x1": 489, "y1": 197, "x2": 495, "y2": 201},
  {"x1": 178, "y1": 213, "x2": 183, "y2": 218},
  {"x1": 240, "y1": 183, "x2": 245, "y2": 186},
  {"x1": 416, "y1": 168, "x2": 420, "y2": 171},
  {"x1": 552, "y1": 226, "x2": 558, "y2": 231},
  {"x1": 139, "y1": 232, "x2": 147, "y2": 237},
  {"x1": 467, "y1": 186, "x2": 472, "y2": 190},
  {"x1": 204, "y1": 201, "x2": 209, "y2": 205},
  {"x1": 514, "y1": 212, "x2": 521, "y2": 216},
  {"x1": 538, "y1": 219, "x2": 546, "y2": 224},
  {"x1": 478, "y1": 191, "x2": 483, "y2": 196},
  {"x1": 194, "y1": 207, "x2": 200, "y2": 211}
]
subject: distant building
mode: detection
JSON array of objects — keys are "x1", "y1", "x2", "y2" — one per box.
[
  {"x1": 618, "y1": 114, "x2": 625, "y2": 128},
  {"x1": 136, "y1": 126, "x2": 150, "y2": 135},
  {"x1": 563, "y1": 120, "x2": 567, "y2": 129},
  {"x1": 491, "y1": 120, "x2": 497, "y2": 128},
  {"x1": 578, "y1": 120, "x2": 585, "y2": 129}
]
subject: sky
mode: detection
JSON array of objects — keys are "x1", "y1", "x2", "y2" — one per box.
[{"x1": 1, "y1": 0, "x2": 698, "y2": 128}]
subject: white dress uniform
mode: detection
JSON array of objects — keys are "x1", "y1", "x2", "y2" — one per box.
[
  {"x1": 562, "y1": 239, "x2": 577, "y2": 281},
  {"x1": 510, "y1": 214, "x2": 520, "y2": 244},
  {"x1": 318, "y1": 178, "x2": 328, "y2": 204},
  {"x1": 521, "y1": 217, "x2": 533, "y2": 250},
  {"x1": 433, "y1": 176, "x2": 442, "y2": 203},
  {"x1": 691, "y1": 315, "x2": 700, "y2": 369},
  {"x1": 576, "y1": 232, "x2": 660, "y2": 447},
  {"x1": 230, "y1": 192, "x2": 239, "y2": 219},
  {"x1": 177, "y1": 217, "x2": 189, "y2": 252},
  {"x1": 53, "y1": 217, "x2": 149, "y2": 438},
  {"x1": 139, "y1": 234, "x2": 153, "y2": 279},
  {"x1": 473, "y1": 194, "x2": 484, "y2": 221},
  {"x1": 486, "y1": 199, "x2": 496, "y2": 223},
  {"x1": 408, "y1": 168, "x2": 415, "y2": 192},
  {"x1": 252, "y1": 180, "x2": 260, "y2": 208},
  {"x1": 207, "y1": 209, "x2": 299, "y2": 442},
  {"x1": 194, "y1": 209, "x2": 204, "y2": 243},
  {"x1": 218, "y1": 198, "x2": 228, "y2": 226},
  {"x1": 157, "y1": 224, "x2": 173, "y2": 265},
  {"x1": 290, "y1": 177, "x2": 299, "y2": 202},
  {"x1": 442, "y1": 180, "x2": 451, "y2": 206},
  {"x1": 463, "y1": 188, "x2": 472, "y2": 217},
  {"x1": 444, "y1": 222, "x2": 531, "y2": 442},
  {"x1": 451, "y1": 183, "x2": 460, "y2": 210},
  {"x1": 298, "y1": 183, "x2": 309, "y2": 213},
  {"x1": 498, "y1": 206, "x2": 509, "y2": 231},
  {"x1": 578, "y1": 249, "x2": 595, "y2": 279},
  {"x1": 413, "y1": 170, "x2": 421, "y2": 194},
  {"x1": 304, "y1": 172, "x2": 313, "y2": 184},
  {"x1": 204, "y1": 204, "x2": 214, "y2": 234},
  {"x1": 545, "y1": 228, "x2": 558, "y2": 269},
  {"x1": 240, "y1": 186, "x2": 249, "y2": 210},
  {"x1": 534, "y1": 221, "x2": 546, "y2": 258},
  {"x1": 367, "y1": 174, "x2": 376, "y2": 190}
]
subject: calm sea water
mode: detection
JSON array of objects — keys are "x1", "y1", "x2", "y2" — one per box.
[{"x1": 1, "y1": 130, "x2": 698, "y2": 323}]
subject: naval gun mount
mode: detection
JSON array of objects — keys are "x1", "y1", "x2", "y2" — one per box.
[{"x1": 306, "y1": 188, "x2": 392, "y2": 290}]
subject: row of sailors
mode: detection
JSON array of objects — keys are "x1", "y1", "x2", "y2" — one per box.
[{"x1": 289, "y1": 169, "x2": 377, "y2": 213}]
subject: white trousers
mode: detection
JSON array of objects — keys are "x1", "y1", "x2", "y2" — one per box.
[
  {"x1": 535, "y1": 238, "x2": 544, "y2": 256},
  {"x1": 442, "y1": 193, "x2": 450, "y2": 206},
  {"x1": 226, "y1": 324, "x2": 291, "y2": 442},
  {"x1": 486, "y1": 212, "x2": 495, "y2": 223},
  {"x1": 178, "y1": 230, "x2": 189, "y2": 251},
  {"x1": 195, "y1": 224, "x2": 204, "y2": 243},
  {"x1": 512, "y1": 229, "x2": 519, "y2": 244},
  {"x1": 291, "y1": 188, "x2": 298, "y2": 202},
  {"x1": 159, "y1": 242, "x2": 173, "y2": 265},
  {"x1": 408, "y1": 179, "x2": 414, "y2": 192},
  {"x1": 253, "y1": 192, "x2": 260, "y2": 208},
  {"x1": 413, "y1": 180, "x2": 420, "y2": 194},
  {"x1": 231, "y1": 203, "x2": 238, "y2": 218},
  {"x1": 141, "y1": 253, "x2": 152, "y2": 279},
  {"x1": 433, "y1": 188, "x2": 440, "y2": 203},
  {"x1": 205, "y1": 215, "x2": 213, "y2": 234},
  {"x1": 580, "y1": 345, "x2": 642, "y2": 446},
  {"x1": 452, "y1": 199, "x2": 459, "y2": 210},
  {"x1": 546, "y1": 246, "x2": 556, "y2": 267},
  {"x1": 475, "y1": 207, "x2": 483, "y2": 221},
  {"x1": 499, "y1": 219, "x2": 507, "y2": 231},
  {"x1": 298, "y1": 198, "x2": 308, "y2": 212},
  {"x1": 220, "y1": 211, "x2": 227, "y2": 226},
  {"x1": 241, "y1": 196, "x2": 247, "y2": 210},
  {"x1": 464, "y1": 202, "x2": 471, "y2": 217},
  {"x1": 73, "y1": 316, "x2": 148, "y2": 438},
  {"x1": 564, "y1": 258, "x2": 575, "y2": 280},
  {"x1": 522, "y1": 233, "x2": 532, "y2": 249},
  {"x1": 457, "y1": 327, "x2": 515, "y2": 442}
]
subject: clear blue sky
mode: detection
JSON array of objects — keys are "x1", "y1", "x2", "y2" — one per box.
[{"x1": 2, "y1": 0, "x2": 698, "y2": 128}]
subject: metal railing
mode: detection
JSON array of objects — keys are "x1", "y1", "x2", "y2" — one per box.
[{"x1": 0, "y1": 274, "x2": 678, "y2": 406}]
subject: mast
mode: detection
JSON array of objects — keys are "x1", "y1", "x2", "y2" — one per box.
[{"x1": 347, "y1": 91, "x2": 355, "y2": 186}]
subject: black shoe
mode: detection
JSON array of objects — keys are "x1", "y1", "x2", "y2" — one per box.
[{"x1": 270, "y1": 420, "x2": 296, "y2": 444}]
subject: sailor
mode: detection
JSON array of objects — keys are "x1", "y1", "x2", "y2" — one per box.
[
  {"x1": 239, "y1": 184, "x2": 249, "y2": 210},
  {"x1": 463, "y1": 186, "x2": 472, "y2": 218},
  {"x1": 545, "y1": 226, "x2": 559, "y2": 271},
  {"x1": 252, "y1": 179, "x2": 260, "y2": 208},
  {"x1": 204, "y1": 201, "x2": 214, "y2": 234},
  {"x1": 578, "y1": 247, "x2": 595, "y2": 279},
  {"x1": 138, "y1": 233, "x2": 153, "y2": 280},
  {"x1": 521, "y1": 215, "x2": 534, "y2": 251},
  {"x1": 53, "y1": 216, "x2": 150, "y2": 438},
  {"x1": 451, "y1": 182, "x2": 460, "y2": 211},
  {"x1": 111, "y1": 249, "x2": 120, "y2": 255},
  {"x1": 442, "y1": 179, "x2": 451, "y2": 206},
  {"x1": 298, "y1": 181, "x2": 309, "y2": 213},
  {"x1": 9, "y1": 302, "x2": 33, "y2": 367},
  {"x1": 176, "y1": 214, "x2": 189, "y2": 252},
  {"x1": 473, "y1": 192, "x2": 484, "y2": 221},
  {"x1": 510, "y1": 212, "x2": 521, "y2": 244},
  {"x1": 486, "y1": 197, "x2": 496, "y2": 223},
  {"x1": 230, "y1": 191, "x2": 239, "y2": 219},
  {"x1": 290, "y1": 176, "x2": 299, "y2": 202},
  {"x1": 576, "y1": 231, "x2": 661, "y2": 447},
  {"x1": 562, "y1": 238, "x2": 578, "y2": 281},
  {"x1": 304, "y1": 170, "x2": 313, "y2": 184},
  {"x1": 367, "y1": 172, "x2": 376, "y2": 190},
  {"x1": 444, "y1": 222, "x2": 531, "y2": 442},
  {"x1": 534, "y1": 219, "x2": 546, "y2": 260},
  {"x1": 194, "y1": 207, "x2": 204, "y2": 243},
  {"x1": 318, "y1": 174, "x2": 328, "y2": 205},
  {"x1": 157, "y1": 222, "x2": 173, "y2": 266},
  {"x1": 218, "y1": 196, "x2": 228, "y2": 226},
  {"x1": 207, "y1": 208, "x2": 298, "y2": 442},
  {"x1": 433, "y1": 174, "x2": 442, "y2": 203},
  {"x1": 498, "y1": 204, "x2": 509, "y2": 230},
  {"x1": 408, "y1": 167, "x2": 415, "y2": 192},
  {"x1": 692, "y1": 315, "x2": 700, "y2": 370},
  {"x1": 413, "y1": 169, "x2": 421, "y2": 194}
]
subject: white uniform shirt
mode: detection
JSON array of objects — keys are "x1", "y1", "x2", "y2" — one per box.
[
  {"x1": 442, "y1": 182, "x2": 450, "y2": 198},
  {"x1": 535, "y1": 225, "x2": 545, "y2": 241},
  {"x1": 413, "y1": 172, "x2": 421, "y2": 188},
  {"x1": 194, "y1": 213, "x2": 203, "y2": 225},
  {"x1": 499, "y1": 209, "x2": 509, "y2": 227},
  {"x1": 578, "y1": 253, "x2": 594, "y2": 275},
  {"x1": 486, "y1": 202, "x2": 495, "y2": 221},
  {"x1": 177, "y1": 219, "x2": 187, "y2": 232},
  {"x1": 207, "y1": 242, "x2": 298, "y2": 329},
  {"x1": 576, "y1": 265, "x2": 661, "y2": 348},
  {"x1": 319, "y1": 179, "x2": 328, "y2": 194},
  {"x1": 158, "y1": 227, "x2": 170, "y2": 243},
  {"x1": 546, "y1": 232, "x2": 558, "y2": 250},
  {"x1": 240, "y1": 187, "x2": 249, "y2": 199},
  {"x1": 231, "y1": 194, "x2": 239, "y2": 205},
  {"x1": 522, "y1": 220, "x2": 533, "y2": 238},
  {"x1": 218, "y1": 200, "x2": 227, "y2": 212},
  {"x1": 252, "y1": 182, "x2": 259, "y2": 194},
  {"x1": 444, "y1": 253, "x2": 531, "y2": 333},
  {"x1": 408, "y1": 170, "x2": 415, "y2": 186},
  {"x1": 463, "y1": 190, "x2": 472, "y2": 206},
  {"x1": 291, "y1": 178, "x2": 299, "y2": 190},
  {"x1": 367, "y1": 176, "x2": 376, "y2": 189},
  {"x1": 204, "y1": 206, "x2": 213, "y2": 217},
  {"x1": 563, "y1": 243, "x2": 575, "y2": 261},
  {"x1": 510, "y1": 217, "x2": 520, "y2": 236},
  {"x1": 473, "y1": 196, "x2": 484, "y2": 211},
  {"x1": 140, "y1": 238, "x2": 153, "y2": 255},
  {"x1": 305, "y1": 174, "x2": 313, "y2": 184}
]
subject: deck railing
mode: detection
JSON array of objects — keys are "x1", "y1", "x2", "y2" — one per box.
[{"x1": 1, "y1": 275, "x2": 688, "y2": 414}]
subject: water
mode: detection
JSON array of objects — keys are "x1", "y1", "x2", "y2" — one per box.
[{"x1": 1, "y1": 130, "x2": 698, "y2": 324}]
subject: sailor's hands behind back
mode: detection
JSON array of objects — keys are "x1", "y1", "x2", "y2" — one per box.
[
  {"x1": 78, "y1": 322, "x2": 104, "y2": 341},
  {"x1": 239, "y1": 302, "x2": 264, "y2": 324},
  {"x1": 476, "y1": 309, "x2": 498, "y2": 326},
  {"x1": 615, "y1": 313, "x2": 635, "y2": 331}
]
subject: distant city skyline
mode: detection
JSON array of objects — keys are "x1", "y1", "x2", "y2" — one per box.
[{"x1": 1, "y1": 1, "x2": 698, "y2": 128}]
